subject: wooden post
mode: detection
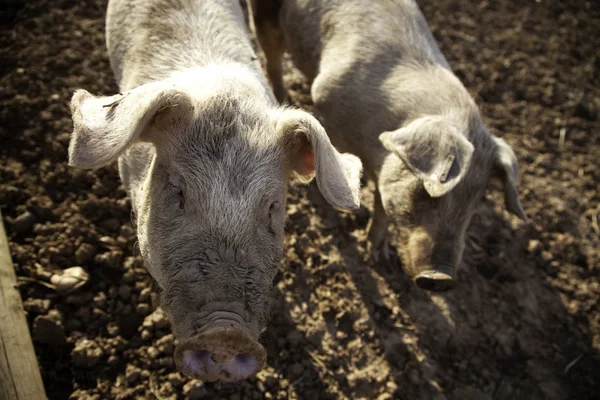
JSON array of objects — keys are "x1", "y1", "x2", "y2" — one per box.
[{"x1": 0, "y1": 210, "x2": 47, "y2": 400}]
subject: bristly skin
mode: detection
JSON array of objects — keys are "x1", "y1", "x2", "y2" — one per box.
[
  {"x1": 67, "y1": 0, "x2": 363, "y2": 342},
  {"x1": 252, "y1": 0, "x2": 526, "y2": 287}
]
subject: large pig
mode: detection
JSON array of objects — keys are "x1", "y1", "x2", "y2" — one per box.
[
  {"x1": 67, "y1": 0, "x2": 362, "y2": 381},
  {"x1": 251, "y1": 0, "x2": 527, "y2": 291}
]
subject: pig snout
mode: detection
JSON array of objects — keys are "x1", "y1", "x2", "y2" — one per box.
[
  {"x1": 174, "y1": 312, "x2": 266, "y2": 382},
  {"x1": 407, "y1": 228, "x2": 458, "y2": 292},
  {"x1": 414, "y1": 263, "x2": 456, "y2": 292}
]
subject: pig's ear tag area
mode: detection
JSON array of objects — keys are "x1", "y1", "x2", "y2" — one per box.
[{"x1": 380, "y1": 120, "x2": 474, "y2": 198}]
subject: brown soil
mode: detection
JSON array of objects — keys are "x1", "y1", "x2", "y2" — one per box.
[{"x1": 1, "y1": 0, "x2": 599, "y2": 399}]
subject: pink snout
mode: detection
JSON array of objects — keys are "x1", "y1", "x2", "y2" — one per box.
[{"x1": 174, "y1": 327, "x2": 266, "y2": 382}]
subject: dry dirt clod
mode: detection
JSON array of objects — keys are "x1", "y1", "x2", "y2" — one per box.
[
  {"x1": 142, "y1": 309, "x2": 169, "y2": 330},
  {"x1": 72, "y1": 338, "x2": 104, "y2": 367},
  {"x1": 75, "y1": 243, "x2": 97, "y2": 264},
  {"x1": 286, "y1": 330, "x2": 304, "y2": 347},
  {"x1": 50, "y1": 266, "x2": 89, "y2": 295},
  {"x1": 10, "y1": 210, "x2": 36, "y2": 233},
  {"x1": 23, "y1": 298, "x2": 51, "y2": 315},
  {"x1": 33, "y1": 311, "x2": 65, "y2": 346},
  {"x1": 125, "y1": 364, "x2": 141, "y2": 384},
  {"x1": 183, "y1": 381, "x2": 207, "y2": 399},
  {"x1": 135, "y1": 303, "x2": 150, "y2": 316}
]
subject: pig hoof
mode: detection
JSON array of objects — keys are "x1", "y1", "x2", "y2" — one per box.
[{"x1": 414, "y1": 264, "x2": 455, "y2": 292}]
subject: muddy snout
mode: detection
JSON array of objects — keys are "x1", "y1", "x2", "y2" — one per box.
[
  {"x1": 414, "y1": 263, "x2": 456, "y2": 292},
  {"x1": 174, "y1": 326, "x2": 266, "y2": 381}
]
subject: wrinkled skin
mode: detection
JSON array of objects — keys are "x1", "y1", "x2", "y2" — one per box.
[
  {"x1": 68, "y1": 0, "x2": 362, "y2": 381},
  {"x1": 252, "y1": 0, "x2": 527, "y2": 291}
]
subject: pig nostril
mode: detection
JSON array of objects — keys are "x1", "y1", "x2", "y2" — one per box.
[
  {"x1": 183, "y1": 349, "x2": 211, "y2": 372},
  {"x1": 234, "y1": 353, "x2": 254, "y2": 366}
]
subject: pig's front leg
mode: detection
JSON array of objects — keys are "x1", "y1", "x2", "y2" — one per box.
[{"x1": 367, "y1": 187, "x2": 390, "y2": 263}]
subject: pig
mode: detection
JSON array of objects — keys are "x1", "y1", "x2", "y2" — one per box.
[
  {"x1": 251, "y1": 0, "x2": 527, "y2": 291},
  {"x1": 67, "y1": 0, "x2": 362, "y2": 381}
]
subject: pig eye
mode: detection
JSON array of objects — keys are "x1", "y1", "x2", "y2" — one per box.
[
  {"x1": 167, "y1": 183, "x2": 184, "y2": 210},
  {"x1": 269, "y1": 201, "x2": 282, "y2": 216}
]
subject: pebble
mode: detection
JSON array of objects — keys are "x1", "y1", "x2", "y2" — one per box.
[
  {"x1": 95, "y1": 251, "x2": 123, "y2": 269},
  {"x1": 141, "y1": 329, "x2": 153, "y2": 341},
  {"x1": 75, "y1": 243, "x2": 97, "y2": 264},
  {"x1": 10, "y1": 211, "x2": 36, "y2": 233},
  {"x1": 167, "y1": 372, "x2": 183, "y2": 387},
  {"x1": 33, "y1": 313, "x2": 65, "y2": 346},
  {"x1": 183, "y1": 381, "x2": 207, "y2": 399},
  {"x1": 286, "y1": 330, "x2": 304, "y2": 347},
  {"x1": 50, "y1": 266, "x2": 89, "y2": 295},
  {"x1": 125, "y1": 365, "x2": 141, "y2": 384},
  {"x1": 93, "y1": 292, "x2": 107, "y2": 308},
  {"x1": 142, "y1": 309, "x2": 169, "y2": 330},
  {"x1": 147, "y1": 346, "x2": 159, "y2": 359},
  {"x1": 139, "y1": 288, "x2": 152, "y2": 303},
  {"x1": 118, "y1": 284, "x2": 131, "y2": 300},
  {"x1": 72, "y1": 338, "x2": 104, "y2": 367},
  {"x1": 287, "y1": 363, "x2": 304, "y2": 379},
  {"x1": 136, "y1": 303, "x2": 150, "y2": 316},
  {"x1": 156, "y1": 334, "x2": 174, "y2": 354},
  {"x1": 23, "y1": 298, "x2": 51, "y2": 314}
]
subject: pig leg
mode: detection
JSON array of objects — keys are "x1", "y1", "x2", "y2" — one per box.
[
  {"x1": 251, "y1": 0, "x2": 287, "y2": 103},
  {"x1": 367, "y1": 187, "x2": 390, "y2": 262}
]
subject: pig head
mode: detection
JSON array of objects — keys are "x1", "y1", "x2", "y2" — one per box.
[
  {"x1": 378, "y1": 115, "x2": 527, "y2": 291},
  {"x1": 68, "y1": 70, "x2": 362, "y2": 381}
]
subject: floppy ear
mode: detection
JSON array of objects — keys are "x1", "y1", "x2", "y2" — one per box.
[
  {"x1": 68, "y1": 81, "x2": 193, "y2": 169},
  {"x1": 491, "y1": 136, "x2": 527, "y2": 221},
  {"x1": 274, "y1": 109, "x2": 363, "y2": 210},
  {"x1": 379, "y1": 116, "x2": 474, "y2": 197}
]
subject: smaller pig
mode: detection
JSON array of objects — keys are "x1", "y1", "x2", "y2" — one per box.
[
  {"x1": 251, "y1": 0, "x2": 527, "y2": 291},
  {"x1": 68, "y1": 0, "x2": 362, "y2": 382}
]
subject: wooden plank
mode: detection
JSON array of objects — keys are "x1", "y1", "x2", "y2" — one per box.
[{"x1": 0, "y1": 210, "x2": 47, "y2": 400}]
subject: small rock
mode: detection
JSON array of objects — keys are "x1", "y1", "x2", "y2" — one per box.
[
  {"x1": 23, "y1": 298, "x2": 51, "y2": 314},
  {"x1": 167, "y1": 372, "x2": 183, "y2": 387},
  {"x1": 125, "y1": 365, "x2": 141, "y2": 384},
  {"x1": 287, "y1": 363, "x2": 304, "y2": 379},
  {"x1": 75, "y1": 243, "x2": 97, "y2": 264},
  {"x1": 156, "y1": 334, "x2": 174, "y2": 354},
  {"x1": 95, "y1": 250, "x2": 123, "y2": 269},
  {"x1": 107, "y1": 322, "x2": 119, "y2": 337},
  {"x1": 93, "y1": 292, "x2": 107, "y2": 308},
  {"x1": 72, "y1": 338, "x2": 104, "y2": 367},
  {"x1": 10, "y1": 211, "x2": 36, "y2": 233},
  {"x1": 118, "y1": 284, "x2": 131, "y2": 300},
  {"x1": 142, "y1": 309, "x2": 168, "y2": 330},
  {"x1": 183, "y1": 381, "x2": 207, "y2": 399},
  {"x1": 147, "y1": 346, "x2": 159, "y2": 359},
  {"x1": 33, "y1": 313, "x2": 65, "y2": 346},
  {"x1": 136, "y1": 303, "x2": 150, "y2": 316},
  {"x1": 139, "y1": 288, "x2": 152, "y2": 303},
  {"x1": 50, "y1": 266, "x2": 89, "y2": 295},
  {"x1": 141, "y1": 329, "x2": 153, "y2": 341},
  {"x1": 286, "y1": 330, "x2": 304, "y2": 347}
]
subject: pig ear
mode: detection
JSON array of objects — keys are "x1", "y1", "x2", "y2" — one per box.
[
  {"x1": 68, "y1": 82, "x2": 193, "y2": 169},
  {"x1": 491, "y1": 137, "x2": 528, "y2": 221},
  {"x1": 274, "y1": 109, "x2": 363, "y2": 210},
  {"x1": 379, "y1": 119, "x2": 474, "y2": 197}
]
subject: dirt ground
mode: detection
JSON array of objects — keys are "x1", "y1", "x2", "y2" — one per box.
[{"x1": 1, "y1": 0, "x2": 599, "y2": 399}]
